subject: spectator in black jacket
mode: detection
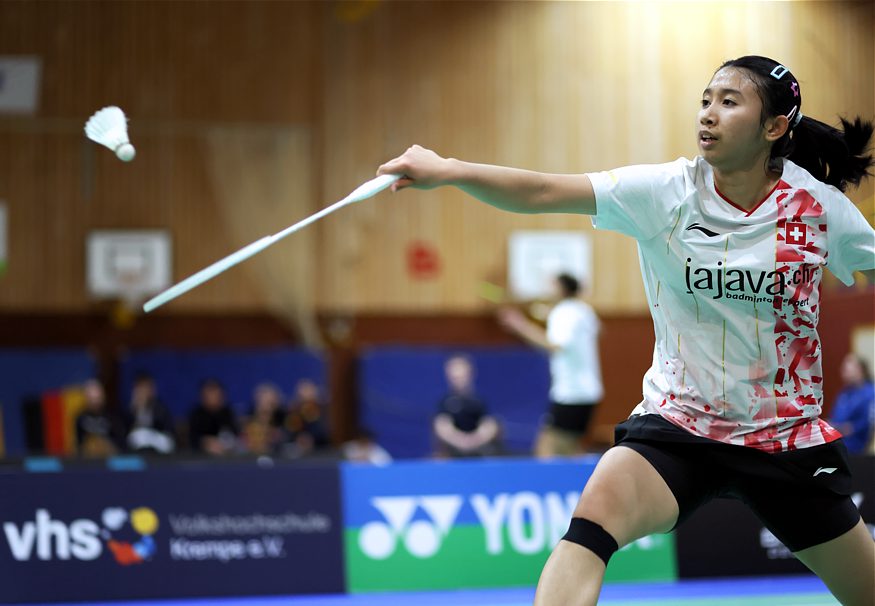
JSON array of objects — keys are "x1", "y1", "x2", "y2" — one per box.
[
  {"x1": 433, "y1": 354, "x2": 500, "y2": 458},
  {"x1": 283, "y1": 379, "x2": 329, "y2": 457},
  {"x1": 241, "y1": 382, "x2": 286, "y2": 456},
  {"x1": 125, "y1": 373, "x2": 175, "y2": 454},
  {"x1": 188, "y1": 378, "x2": 238, "y2": 456},
  {"x1": 76, "y1": 379, "x2": 124, "y2": 457}
]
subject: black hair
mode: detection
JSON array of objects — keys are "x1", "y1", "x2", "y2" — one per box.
[
  {"x1": 556, "y1": 273, "x2": 580, "y2": 298},
  {"x1": 133, "y1": 372, "x2": 154, "y2": 385},
  {"x1": 860, "y1": 357, "x2": 873, "y2": 383},
  {"x1": 199, "y1": 377, "x2": 224, "y2": 391},
  {"x1": 718, "y1": 55, "x2": 874, "y2": 192},
  {"x1": 848, "y1": 353, "x2": 873, "y2": 383}
]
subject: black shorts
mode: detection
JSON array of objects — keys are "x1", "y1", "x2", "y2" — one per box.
[
  {"x1": 614, "y1": 414, "x2": 860, "y2": 552},
  {"x1": 546, "y1": 402, "x2": 597, "y2": 433}
]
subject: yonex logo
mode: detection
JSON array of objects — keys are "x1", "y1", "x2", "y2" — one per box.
[
  {"x1": 813, "y1": 467, "x2": 837, "y2": 477},
  {"x1": 357, "y1": 491, "x2": 580, "y2": 561},
  {"x1": 358, "y1": 495, "x2": 463, "y2": 560}
]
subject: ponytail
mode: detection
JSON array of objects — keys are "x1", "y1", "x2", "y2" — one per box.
[
  {"x1": 780, "y1": 115, "x2": 874, "y2": 192},
  {"x1": 719, "y1": 56, "x2": 874, "y2": 192}
]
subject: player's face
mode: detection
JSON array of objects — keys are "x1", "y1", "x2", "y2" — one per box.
[{"x1": 697, "y1": 68, "x2": 771, "y2": 172}]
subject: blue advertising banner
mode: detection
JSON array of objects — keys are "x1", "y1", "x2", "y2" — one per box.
[
  {"x1": 342, "y1": 458, "x2": 677, "y2": 593},
  {"x1": 358, "y1": 347, "x2": 551, "y2": 458},
  {"x1": 0, "y1": 464, "x2": 344, "y2": 602}
]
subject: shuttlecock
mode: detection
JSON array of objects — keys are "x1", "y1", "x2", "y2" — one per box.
[{"x1": 85, "y1": 106, "x2": 136, "y2": 162}]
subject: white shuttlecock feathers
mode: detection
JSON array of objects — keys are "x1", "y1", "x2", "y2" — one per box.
[{"x1": 85, "y1": 106, "x2": 136, "y2": 162}]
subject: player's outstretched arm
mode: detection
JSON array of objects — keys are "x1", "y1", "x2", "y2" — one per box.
[
  {"x1": 377, "y1": 145, "x2": 596, "y2": 215},
  {"x1": 497, "y1": 307, "x2": 560, "y2": 354}
]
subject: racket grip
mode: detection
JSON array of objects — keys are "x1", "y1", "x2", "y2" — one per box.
[{"x1": 343, "y1": 174, "x2": 401, "y2": 203}]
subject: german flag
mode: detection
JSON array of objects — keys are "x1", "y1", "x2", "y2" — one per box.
[{"x1": 41, "y1": 387, "x2": 86, "y2": 455}]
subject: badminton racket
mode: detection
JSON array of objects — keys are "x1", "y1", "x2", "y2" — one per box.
[{"x1": 143, "y1": 173, "x2": 401, "y2": 313}]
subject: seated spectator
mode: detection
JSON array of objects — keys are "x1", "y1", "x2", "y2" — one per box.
[
  {"x1": 829, "y1": 353, "x2": 875, "y2": 455},
  {"x1": 433, "y1": 354, "x2": 500, "y2": 458},
  {"x1": 124, "y1": 373, "x2": 175, "y2": 454},
  {"x1": 188, "y1": 378, "x2": 239, "y2": 456},
  {"x1": 76, "y1": 379, "x2": 124, "y2": 457},
  {"x1": 343, "y1": 428, "x2": 392, "y2": 466},
  {"x1": 283, "y1": 379, "x2": 330, "y2": 457},
  {"x1": 241, "y1": 382, "x2": 286, "y2": 456}
]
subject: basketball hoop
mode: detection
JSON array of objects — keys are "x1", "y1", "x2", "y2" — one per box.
[
  {"x1": 112, "y1": 266, "x2": 148, "y2": 329},
  {"x1": 86, "y1": 230, "x2": 172, "y2": 328}
]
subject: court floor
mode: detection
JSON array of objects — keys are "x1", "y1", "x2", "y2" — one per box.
[{"x1": 9, "y1": 575, "x2": 837, "y2": 606}]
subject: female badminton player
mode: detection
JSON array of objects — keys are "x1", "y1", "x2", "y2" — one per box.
[{"x1": 378, "y1": 55, "x2": 875, "y2": 606}]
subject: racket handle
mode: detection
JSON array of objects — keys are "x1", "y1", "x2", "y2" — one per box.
[{"x1": 342, "y1": 174, "x2": 401, "y2": 203}]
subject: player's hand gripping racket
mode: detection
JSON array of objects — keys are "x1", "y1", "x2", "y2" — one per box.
[{"x1": 143, "y1": 174, "x2": 401, "y2": 313}]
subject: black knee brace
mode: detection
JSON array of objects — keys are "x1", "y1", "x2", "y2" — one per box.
[{"x1": 561, "y1": 517, "x2": 619, "y2": 566}]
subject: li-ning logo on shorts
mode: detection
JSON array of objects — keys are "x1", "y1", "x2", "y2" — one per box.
[
  {"x1": 358, "y1": 496, "x2": 463, "y2": 560},
  {"x1": 813, "y1": 467, "x2": 837, "y2": 477},
  {"x1": 685, "y1": 259, "x2": 814, "y2": 306}
]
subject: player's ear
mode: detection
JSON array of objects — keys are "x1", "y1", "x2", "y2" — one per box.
[{"x1": 764, "y1": 115, "x2": 790, "y2": 143}]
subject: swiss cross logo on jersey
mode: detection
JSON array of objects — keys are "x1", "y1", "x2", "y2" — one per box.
[{"x1": 785, "y1": 222, "x2": 807, "y2": 246}]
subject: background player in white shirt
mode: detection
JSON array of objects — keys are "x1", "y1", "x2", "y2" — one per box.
[
  {"x1": 499, "y1": 273, "x2": 604, "y2": 457},
  {"x1": 378, "y1": 55, "x2": 875, "y2": 606}
]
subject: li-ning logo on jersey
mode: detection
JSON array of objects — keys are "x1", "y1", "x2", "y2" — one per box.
[
  {"x1": 685, "y1": 259, "x2": 813, "y2": 306},
  {"x1": 686, "y1": 223, "x2": 720, "y2": 237}
]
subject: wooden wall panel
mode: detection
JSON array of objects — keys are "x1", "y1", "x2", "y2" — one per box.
[
  {"x1": 0, "y1": 1, "x2": 319, "y2": 312},
  {"x1": 317, "y1": 0, "x2": 874, "y2": 313},
  {"x1": 0, "y1": 1, "x2": 871, "y2": 315},
  {"x1": 0, "y1": 128, "x2": 310, "y2": 311},
  {"x1": 0, "y1": 0, "x2": 318, "y2": 122}
]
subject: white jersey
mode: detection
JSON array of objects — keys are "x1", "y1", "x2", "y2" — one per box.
[
  {"x1": 588, "y1": 157, "x2": 875, "y2": 452},
  {"x1": 547, "y1": 299, "x2": 604, "y2": 404}
]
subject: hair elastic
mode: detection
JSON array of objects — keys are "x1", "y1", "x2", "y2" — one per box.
[{"x1": 786, "y1": 105, "x2": 803, "y2": 128}]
